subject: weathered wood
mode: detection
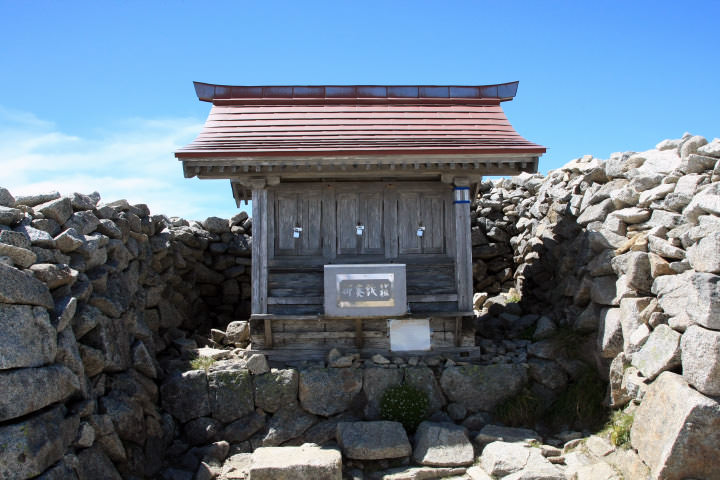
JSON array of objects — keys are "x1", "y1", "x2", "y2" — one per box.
[
  {"x1": 355, "y1": 318, "x2": 363, "y2": 348},
  {"x1": 251, "y1": 186, "x2": 268, "y2": 315},
  {"x1": 264, "y1": 318, "x2": 273, "y2": 347},
  {"x1": 453, "y1": 177, "x2": 473, "y2": 312},
  {"x1": 322, "y1": 184, "x2": 337, "y2": 260},
  {"x1": 267, "y1": 296, "x2": 324, "y2": 305},
  {"x1": 454, "y1": 316, "x2": 461, "y2": 347},
  {"x1": 407, "y1": 294, "x2": 458, "y2": 303}
]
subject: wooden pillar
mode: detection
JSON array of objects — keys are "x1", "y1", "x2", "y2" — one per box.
[
  {"x1": 251, "y1": 180, "x2": 268, "y2": 316},
  {"x1": 453, "y1": 177, "x2": 473, "y2": 312}
]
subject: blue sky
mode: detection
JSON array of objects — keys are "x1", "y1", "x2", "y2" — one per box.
[{"x1": 1, "y1": 0, "x2": 718, "y2": 220}]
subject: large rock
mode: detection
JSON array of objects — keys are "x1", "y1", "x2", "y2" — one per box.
[
  {"x1": 681, "y1": 325, "x2": 720, "y2": 396},
  {"x1": 77, "y1": 445, "x2": 122, "y2": 480},
  {"x1": 0, "y1": 365, "x2": 80, "y2": 422},
  {"x1": 403, "y1": 366, "x2": 446, "y2": 413},
  {"x1": 687, "y1": 231, "x2": 720, "y2": 273},
  {"x1": 440, "y1": 364, "x2": 527, "y2": 412},
  {"x1": 631, "y1": 372, "x2": 720, "y2": 480},
  {"x1": 0, "y1": 187, "x2": 14, "y2": 207},
  {"x1": 589, "y1": 275, "x2": 618, "y2": 306},
  {"x1": 412, "y1": 421, "x2": 474, "y2": 467},
  {"x1": 363, "y1": 367, "x2": 403, "y2": 419},
  {"x1": 479, "y1": 441, "x2": 530, "y2": 477},
  {"x1": 208, "y1": 368, "x2": 254, "y2": 423},
  {"x1": 0, "y1": 242, "x2": 37, "y2": 267},
  {"x1": 160, "y1": 370, "x2": 210, "y2": 423},
  {"x1": 0, "y1": 262, "x2": 54, "y2": 308},
  {"x1": 254, "y1": 368, "x2": 299, "y2": 413},
  {"x1": 262, "y1": 403, "x2": 317, "y2": 446},
  {"x1": 597, "y1": 307, "x2": 623, "y2": 359},
  {"x1": 36, "y1": 197, "x2": 73, "y2": 224},
  {"x1": 0, "y1": 206, "x2": 24, "y2": 225},
  {"x1": 577, "y1": 198, "x2": 614, "y2": 225},
  {"x1": 299, "y1": 367, "x2": 363, "y2": 416},
  {"x1": 0, "y1": 304, "x2": 56, "y2": 369},
  {"x1": 474, "y1": 425, "x2": 540, "y2": 446},
  {"x1": 224, "y1": 410, "x2": 266, "y2": 443},
  {"x1": 337, "y1": 421, "x2": 411, "y2": 460},
  {"x1": 0, "y1": 406, "x2": 77, "y2": 480},
  {"x1": 249, "y1": 444, "x2": 341, "y2": 480},
  {"x1": 81, "y1": 311, "x2": 131, "y2": 372},
  {"x1": 631, "y1": 324, "x2": 681, "y2": 380},
  {"x1": 653, "y1": 271, "x2": 720, "y2": 330}
]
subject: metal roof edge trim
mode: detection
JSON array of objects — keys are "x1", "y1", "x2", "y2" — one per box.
[{"x1": 193, "y1": 81, "x2": 519, "y2": 104}]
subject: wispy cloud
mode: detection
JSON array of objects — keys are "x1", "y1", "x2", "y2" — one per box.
[{"x1": 0, "y1": 107, "x2": 246, "y2": 221}]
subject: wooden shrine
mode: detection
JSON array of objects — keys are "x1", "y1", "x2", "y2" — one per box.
[{"x1": 176, "y1": 82, "x2": 545, "y2": 352}]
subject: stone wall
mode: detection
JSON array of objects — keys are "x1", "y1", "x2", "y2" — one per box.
[
  {"x1": 470, "y1": 133, "x2": 720, "y2": 479},
  {"x1": 0, "y1": 189, "x2": 250, "y2": 479}
]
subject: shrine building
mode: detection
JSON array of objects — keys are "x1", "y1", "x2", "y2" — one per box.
[{"x1": 176, "y1": 82, "x2": 545, "y2": 353}]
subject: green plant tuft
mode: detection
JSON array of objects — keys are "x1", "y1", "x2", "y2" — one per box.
[
  {"x1": 380, "y1": 383, "x2": 429, "y2": 433},
  {"x1": 494, "y1": 388, "x2": 541, "y2": 427},
  {"x1": 605, "y1": 411, "x2": 634, "y2": 448},
  {"x1": 190, "y1": 356, "x2": 216, "y2": 372},
  {"x1": 506, "y1": 293, "x2": 522, "y2": 303}
]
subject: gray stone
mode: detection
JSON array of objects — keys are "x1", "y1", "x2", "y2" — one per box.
[
  {"x1": 0, "y1": 187, "x2": 14, "y2": 207},
  {"x1": 30, "y1": 263, "x2": 77, "y2": 289},
  {"x1": 631, "y1": 372, "x2": 720, "y2": 480},
  {"x1": 299, "y1": 367, "x2": 363, "y2": 416},
  {"x1": 337, "y1": 421, "x2": 411, "y2": 460},
  {"x1": 0, "y1": 406, "x2": 76, "y2": 480},
  {"x1": 14, "y1": 191, "x2": 60, "y2": 207},
  {"x1": 619, "y1": 297, "x2": 653, "y2": 353},
  {"x1": 36, "y1": 197, "x2": 73, "y2": 224},
  {"x1": 262, "y1": 403, "x2": 317, "y2": 446},
  {"x1": 224, "y1": 410, "x2": 266, "y2": 443},
  {"x1": 638, "y1": 183, "x2": 675, "y2": 207},
  {"x1": 653, "y1": 271, "x2": 720, "y2": 330},
  {"x1": 56, "y1": 328, "x2": 85, "y2": 379},
  {"x1": 687, "y1": 231, "x2": 720, "y2": 273},
  {"x1": 35, "y1": 455, "x2": 80, "y2": 480},
  {"x1": 680, "y1": 134, "x2": 708, "y2": 159},
  {"x1": 132, "y1": 340, "x2": 157, "y2": 378},
  {"x1": 681, "y1": 325, "x2": 720, "y2": 396},
  {"x1": 77, "y1": 445, "x2": 122, "y2": 480},
  {"x1": 533, "y1": 316, "x2": 556, "y2": 340},
  {"x1": 0, "y1": 365, "x2": 80, "y2": 422},
  {"x1": 0, "y1": 263, "x2": 55, "y2": 310},
  {"x1": 474, "y1": 425, "x2": 540, "y2": 445},
  {"x1": 363, "y1": 367, "x2": 403, "y2": 419},
  {"x1": 0, "y1": 242, "x2": 36, "y2": 267},
  {"x1": 528, "y1": 359, "x2": 567, "y2": 391},
  {"x1": 648, "y1": 235, "x2": 685, "y2": 260},
  {"x1": 78, "y1": 344, "x2": 105, "y2": 377},
  {"x1": 81, "y1": 310, "x2": 131, "y2": 372},
  {"x1": 610, "y1": 207, "x2": 650, "y2": 224},
  {"x1": 202, "y1": 216, "x2": 230, "y2": 234},
  {"x1": 590, "y1": 275, "x2": 618, "y2": 306},
  {"x1": 502, "y1": 450, "x2": 565, "y2": 480},
  {"x1": 0, "y1": 206, "x2": 23, "y2": 225},
  {"x1": 22, "y1": 225, "x2": 56, "y2": 247},
  {"x1": 0, "y1": 229, "x2": 31, "y2": 249},
  {"x1": 598, "y1": 307, "x2": 623, "y2": 359},
  {"x1": 225, "y1": 320, "x2": 250, "y2": 345},
  {"x1": 479, "y1": 441, "x2": 530, "y2": 477},
  {"x1": 698, "y1": 138, "x2": 720, "y2": 157},
  {"x1": 404, "y1": 366, "x2": 447, "y2": 413},
  {"x1": 249, "y1": 444, "x2": 341, "y2": 480},
  {"x1": 182, "y1": 417, "x2": 222, "y2": 446},
  {"x1": 96, "y1": 218, "x2": 122, "y2": 239},
  {"x1": 412, "y1": 421, "x2": 474, "y2": 467},
  {"x1": 246, "y1": 353, "x2": 270, "y2": 375},
  {"x1": 254, "y1": 368, "x2": 299, "y2": 413},
  {"x1": 208, "y1": 368, "x2": 254, "y2": 423},
  {"x1": 439, "y1": 364, "x2": 527, "y2": 412},
  {"x1": 0, "y1": 304, "x2": 56, "y2": 369},
  {"x1": 100, "y1": 393, "x2": 145, "y2": 444},
  {"x1": 55, "y1": 228, "x2": 84, "y2": 252},
  {"x1": 577, "y1": 198, "x2": 614, "y2": 225},
  {"x1": 161, "y1": 370, "x2": 211, "y2": 423},
  {"x1": 64, "y1": 211, "x2": 100, "y2": 235},
  {"x1": 631, "y1": 324, "x2": 681, "y2": 380},
  {"x1": 70, "y1": 192, "x2": 98, "y2": 211}
]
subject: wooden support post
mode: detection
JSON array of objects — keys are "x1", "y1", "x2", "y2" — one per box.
[
  {"x1": 355, "y1": 318, "x2": 363, "y2": 348},
  {"x1": 264, "y1": 318, "x2": 273, "y2": 348},
  {"x1": 454, "y1": 316, "x2": 461, "y2": 347},
  {"x1": 453, "y1": 177, "x2": 473, "y2": 312},
  {"x1": 251, "y1": 180, "x2": 269, "y2": 317}
]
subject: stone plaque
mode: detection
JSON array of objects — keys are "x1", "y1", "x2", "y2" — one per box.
[{"x1": 324, "y1": 264, "x2": 407, "y2": 317}]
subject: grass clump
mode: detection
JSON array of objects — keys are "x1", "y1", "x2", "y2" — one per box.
[
  {"x1": 380, "y1": 383, "x2": 429, "y2": 433},
  {"x1": 190, "y1": 356, "x2": 216, "y2": 372},
  {"x1": 605, "y1": 411, "x2": 634, "y2": 448},
  {"x1": 506, "y1": 293, "x2": 522, "y2": 303},
  {"x1": 494, "y1": 388, "x2": 542, "y2": 427}
]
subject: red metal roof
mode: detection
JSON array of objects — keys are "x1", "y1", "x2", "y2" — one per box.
[{"x1": 176, "y1": 82, "x2": 546, "y2": 159}]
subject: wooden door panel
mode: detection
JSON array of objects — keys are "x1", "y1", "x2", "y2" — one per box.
[
  {"x1": 275, "y1": 193, "x2": 299, "y2": 255},
  {"x1": 336, "y1": 192, "x2": 359, "y2": 255},
  {"x1": 301, "y1": 192, "x2": 323, "y2": 255},
  {"x1": 422, "y1": 194, "x2": 445, "y2": 253},
  {"x1": 398, "y1": 192, "x2": 422, "y2": 254},
  {"x1": 362, "y1": 192, "x2": 384, "y2": 254}
]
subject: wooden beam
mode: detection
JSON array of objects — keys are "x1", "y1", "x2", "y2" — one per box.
[
  {"x1": 355, "y1": 319, "x2": 364, "y2": 348},
  {"x1": 251, "y1": 185, "x2": 269, "y2": 317},
  {"x1": 264, "y1": 318, "x2": 273, "y2": 348},
  {"x1": 453, "y1": 177, "x2": 473, "y2": 312}
]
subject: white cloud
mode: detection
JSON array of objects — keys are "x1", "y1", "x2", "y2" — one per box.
[{"x1": 0, "y1": 107, "x2": 248, "y2": 221}]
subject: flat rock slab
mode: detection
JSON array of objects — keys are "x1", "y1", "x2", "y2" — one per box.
[
  {"x1": 249, "y1": 444, "x2": 341, "y2": 480},
  {"x1": 0, "y1": 304, "x2": 56, "y2": 369},
  {"x1": 0, "y1": 262, "x2": 54, "y2": 308},
  {"x1": 0, "y1": 365, "x2": 80, "y2": 422},
  {"x1": 631, "y1": 324, "x2": 681, "y2": 380},
  {"x1": 299, "y1": 367, "x2": 363, "y2": 416},
  {"x1": 160, "y1": 370, "x2": 210, "y2": 424},
  {"x1": 474, "y1": 425, "x2": 540, "y2": 446},
  {"x1": 631, "y1": 372, "x2": 720, "y2": 480},
  {"x1": 380, "y1": 466, "x2": 468, "y2": 480},
  {"x1": 681, "y1": 325, "x2": 720, "y2": 396},
  {"x1": 337, "y1": 421, "x2": 411, "y2": 460},
  {"x1": 412, "y1": 421, "x2": 474, "y2": 467}
]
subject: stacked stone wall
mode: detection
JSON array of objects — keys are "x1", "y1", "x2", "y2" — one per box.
[{"x1": 0, "y1": 189, "x2": 250, "y2": 479}]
